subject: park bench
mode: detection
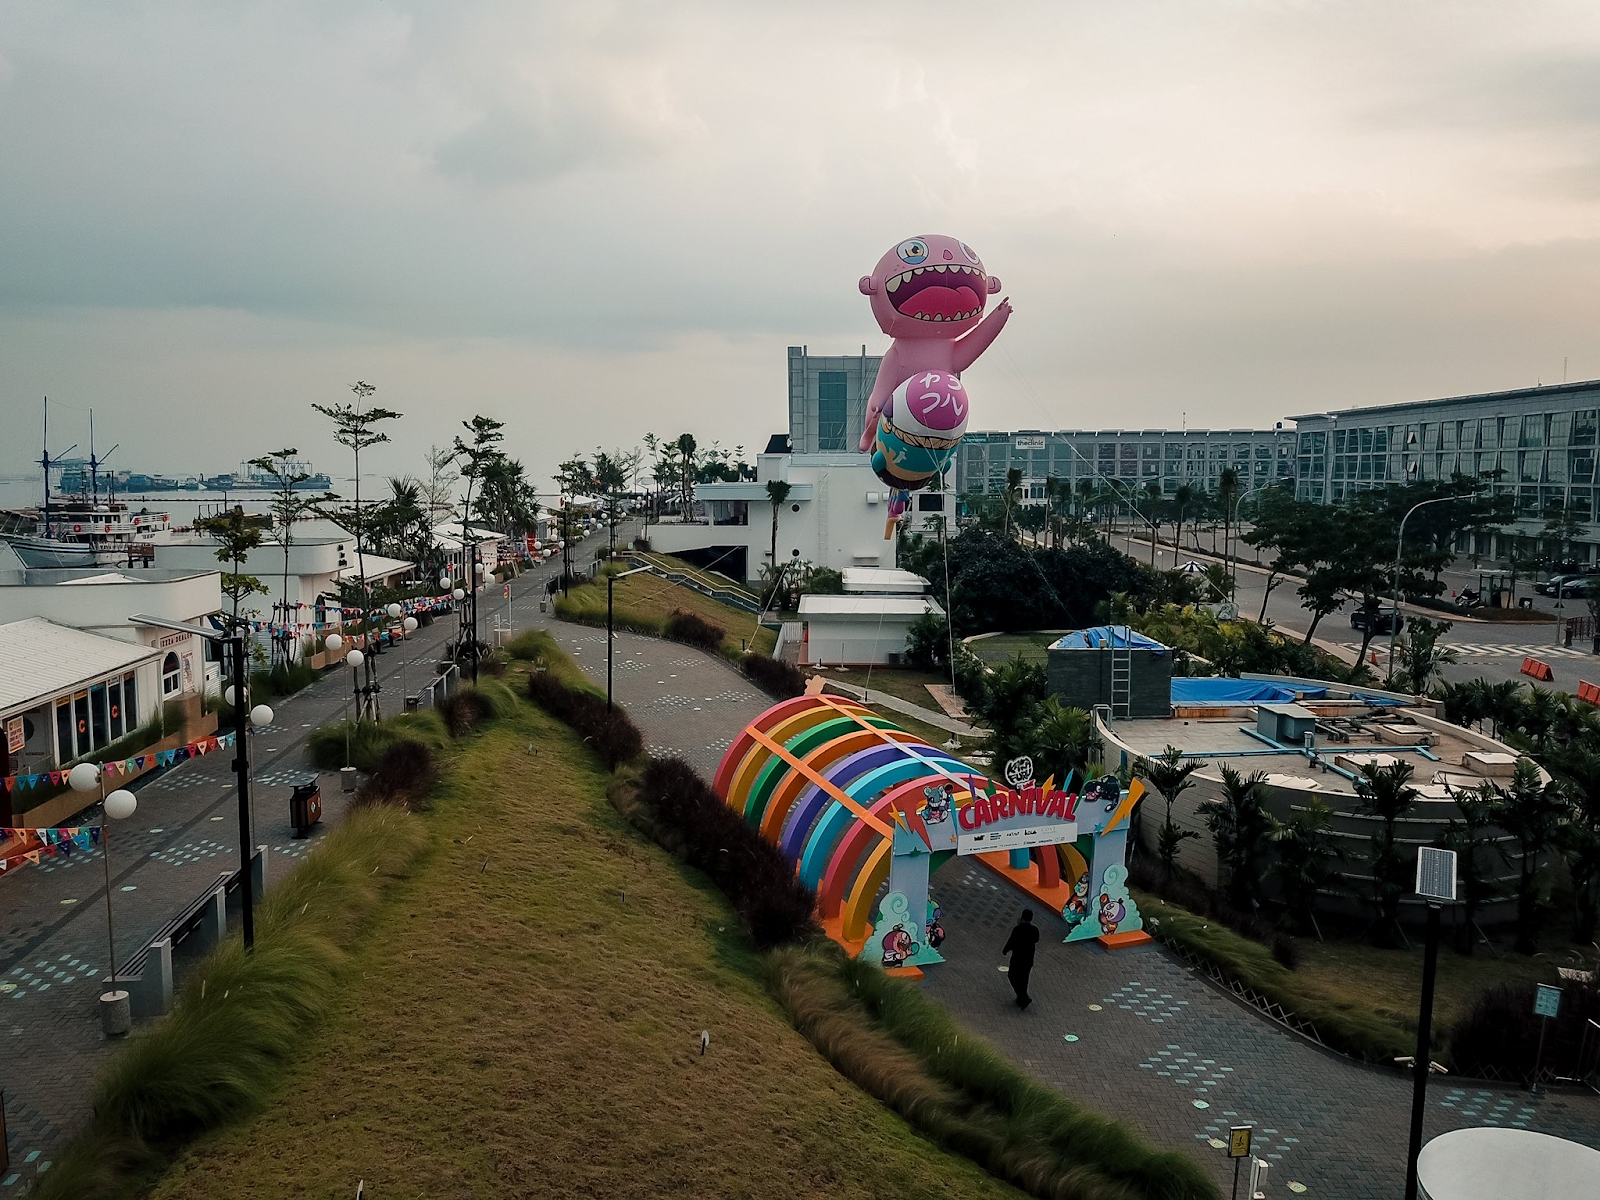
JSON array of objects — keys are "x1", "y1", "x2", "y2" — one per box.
[{"x1": 105, "y1": 845, "x2": 266, "y2": 1021}]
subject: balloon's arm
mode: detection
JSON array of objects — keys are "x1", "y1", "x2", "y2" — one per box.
[
  {"x1": 859, "y1": 343, "x2": 902, "y2": 451},
  {"x1": 952, "y1": 298, "x2": 1012, "y2": 373}
]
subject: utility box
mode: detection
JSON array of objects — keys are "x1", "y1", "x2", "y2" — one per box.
[
  {"x1": 289, "y1": 782, "x2": 322, "y2": 839},
  {"x1": 1257, "y1": 703, "x2": 1317, "y2": 746}
]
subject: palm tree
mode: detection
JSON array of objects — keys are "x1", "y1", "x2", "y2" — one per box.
[
  {"x1": 674, "y1": 432, "x2": 698, "y2": 515},
  {"x1": 1217, "y1": 466, "x2": 1240, "y2": 568},
  {"x1": 1487, "y1": 758, "x2": 1567, "y2": 954},
  {"x1": 1438, "y1": 790, "x2": 1499, "y2": 955},
  {"x1": 1172, "y1": 483, "x2": 1194, "y2": 557},
  {"x1": 1205, "y1": 766, "x2": 1273, "y2": 907},
  {"x1": 1270, "y1": 798, "x2": 1344, "y2": 937},
  {"x1": 1033, "y1": 698, "x2": 1094, "y2": 786},
  {"x1": 1549, "y1": 744, "x2": 1600, "y2": 942},
  {"x1": 1000, "y1": 467, "x2": 1023, "y2": 537},
  {"x1": 765, "y1": 478, "x2": 792, "y2": 584},
  {"x1": 1142, "y1": 481, "x2": 1163, "y2": 565},
  {"x1": 1141, "y1": 745, "x2": 1205, "y2": 884},
  {"x1": 1354, "y1": 760, "x2": 1418, "y2": 946}
]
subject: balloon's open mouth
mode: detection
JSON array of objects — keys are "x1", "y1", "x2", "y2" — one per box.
[{"x1": 885, "y1": 264, "x2": 984, "y2": 322}]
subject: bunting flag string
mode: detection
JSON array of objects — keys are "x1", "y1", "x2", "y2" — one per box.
[
  {"x1": 0, "y1": 823, "x2": 103, "y2": 873},
  {"x1": 1, "y1": 731, "x2": 238, "y2": 795}
]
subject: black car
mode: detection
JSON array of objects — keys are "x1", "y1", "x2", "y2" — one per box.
[{"x1": 1351, "y1": 608, "x2": 1404, "y2": 634}]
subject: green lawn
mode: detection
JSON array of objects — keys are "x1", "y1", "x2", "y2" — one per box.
[
  {"x1": 148, "y1": 705, "x2": 1019, "y2": 1200},
  {"x1": 967, "y1": 632, "x2": 1060, "y2": 664},
  {"x1": 560, "y1": 571, "x2": 778, "y2": 658},
  {"x1": 813, "y1": 666, "x2": 962, "y2": 713}
]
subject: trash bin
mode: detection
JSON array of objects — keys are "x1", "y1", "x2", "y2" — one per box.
[
  {"x1": 289, "y1": 781, "x2": 323, "y2": 839},
  {"x1": 405, "y1": 695, "x2": 420, "y2": 711},
  {"x1": 1519, "y1": 597, "x2": 1535, "y2": 610}
]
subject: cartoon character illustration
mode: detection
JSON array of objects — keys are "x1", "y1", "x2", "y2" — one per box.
[
  {"x1": 880, "y1": 925, "x2": 916, "y2": 968},
  {"x1": 857, "y1": 235, "x2": 1012, "y2": 491},
  {"x1": 922, "y1": 782, "x2": 955, "y2": 825},
  {"x1": 1082, "y1": 775, "x2": 1122, "y2": 814},
  {"x1": 925, "y1": 902, "x2": 946, "y2": 950},
  {"x1": 1061, "y1": 871, "x2": 1090, "y2": 927},
  {"x1": 1098, "y1": 893, "x2": 1127, "y2": 937}
]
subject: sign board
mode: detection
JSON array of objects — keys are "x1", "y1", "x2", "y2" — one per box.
[
  {"x1": 1228, "y1": 1126, "x2": 1252, "y2": 1159},
  {"x1": 157, "y1": 630, "x2": 190, "y2": 649},
  {"x1": 5, "y1": 717, "x2": 23, "y2": 755},
  {"x1": 1415, "y1": 846, "x2": 1458, "y2": 902},
  {"x1": 1013, "y1": 436, "x2": 1046, "y2": 450},
  {"x1": 1534, "y1": 984, "x2": 1562, "y2": 1019},
  {"x1": 958, "y1": 822, "x2": 1076, "y2": 856},
  {"x1": 1003, "y1": 756, "x2": 1035, "y2": 789}
]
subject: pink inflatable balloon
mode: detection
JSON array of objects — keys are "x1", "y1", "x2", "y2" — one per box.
[{"x1": 857, "y1": 234, "x2": 1012, "y2": 455}]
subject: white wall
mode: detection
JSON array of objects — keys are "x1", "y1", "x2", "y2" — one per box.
[
  {"x1": 651, "y1": 454, "x2": 899, "y2": 583},
  {"x1": 804, "y1": 614, "x2": 923, "y2": 666}
]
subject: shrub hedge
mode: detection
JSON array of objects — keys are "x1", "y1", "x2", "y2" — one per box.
[
  {"x1": 525, "y1": 670, "x2": 644, "y2": 771},
  {"x1": 663, "y1": 608, "x2": 725, "y2": 654},
  {"x1": 767, "y1": 944, "x2": 1221, "y2": 1200},
  {"x1": 739, "y1": 652, "x2": 807, "y2": 699},
  {"x1": 352, "y1": 738, "x2": 439, "y2": 812},
  {"x1": 629, "y1": 757, "x2": 818, "y2": 948},
  {"x1": 1450, "y1": 979, "x2": 1600, "y2": 1081}
]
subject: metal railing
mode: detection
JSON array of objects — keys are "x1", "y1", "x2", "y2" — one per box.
[{"x1": 415, "y1": 663, "x2": 461, "y2": 709}]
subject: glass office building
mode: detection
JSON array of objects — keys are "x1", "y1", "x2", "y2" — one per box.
[
  {"x1": 787, "y1": 346, "x2": 881, "y2": 454},
  {"x1": 1292, "y1": 378, "x2": 1600, "y2": 559},
  {"x1": 953, "y1": 427, "x2": 1295, "y2": 504}
]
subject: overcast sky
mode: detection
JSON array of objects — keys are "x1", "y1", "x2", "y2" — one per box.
[{"x1": 4, "y1": 1, "x2": 1599, "y2": 491}]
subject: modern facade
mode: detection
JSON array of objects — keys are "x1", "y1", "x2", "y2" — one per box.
[
  {"x1": 953, "y1": 426, "x2": 1296, "y2": 503},
  {"x1": 787, "y1": 345, "x2": 881, "y2": 454},
  {"x1": 1292, "y1": 378, "x2": 1600, "y2": 560},
  {"x1": 646, "y1": 447, "x2": 903, "y2": 584}
]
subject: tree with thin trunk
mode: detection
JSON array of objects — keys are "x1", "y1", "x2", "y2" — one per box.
[
  {"x1": 1205, "y1": 765, "x2": 1273, "y2": 908},
  {"x1": 1354, "y1": 759, "x2": 1418, "y2": 946},
  {"x1": 194, "y1": 505, "x2": 264, "y2": 633},
  {"x1": 765, "y1": 478, "x2": 792, "y2": 583},
  {"x1": 248, "y1": 448, "x2": 330, "y2": 664},
  {"x1": 1217, "y1": 466, "x2": 1240, "y2": 569},
  {"x1": 453, "y1": 415, "x2": 507, "y2": 679},
  {"x1": 1486, "y1": 757, "x2": 1566, "y2": 954},
  {"x1": 1172, "y1": 484, "x2": 1193, "y2": 557},
  {"x1": 674, "y1": 432, "x2": 699, "y2": 516},
  {"x1": 1140, "y1": 745, "x2": 1205, "y2": 884},
  {"x1": 312, "y1": 381, "x2": 402, "y2": 600}
]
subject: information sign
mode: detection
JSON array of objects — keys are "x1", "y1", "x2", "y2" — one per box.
[
  {"x1": 957, "y1": 822, "x2": 1076, "y2": 856},
  {"x1": 1534, "y1": 983, "x2": 1562, "y2": 1019},
  {"x1": 1228, "y1": 1126, "x2": 1252, "y2": 1159}
]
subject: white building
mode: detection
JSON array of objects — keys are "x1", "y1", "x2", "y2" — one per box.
[
  {"x1": 0, "y1": 550, "x2": 224, "y2": 703},
  {"x1": 647, "y1": 444, "x2": 922, "y2": 585},
  {"x1": 796, "y1": 594, "x2": 944, "y2": 667}
]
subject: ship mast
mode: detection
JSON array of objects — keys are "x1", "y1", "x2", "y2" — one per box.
[{"x1": 38, "y1": 397, "x2": 78, "y2": 539}]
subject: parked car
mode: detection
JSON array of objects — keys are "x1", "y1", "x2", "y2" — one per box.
[
  {"x1": 1534, "y1": 574, "x2": 1592, "y2": 597},
  {"x1": 1351, "y1": 608, "x2": 1404, "y2": 634}
]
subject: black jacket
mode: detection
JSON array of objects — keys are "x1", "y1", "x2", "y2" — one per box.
[{"x1": 1003, "y1": 922, "x2": 1040, "y2": 966}]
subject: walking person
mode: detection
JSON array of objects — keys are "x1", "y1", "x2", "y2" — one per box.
[{"x1": 1002, "y1": 908, "x2": 1040, "y2": 1009}]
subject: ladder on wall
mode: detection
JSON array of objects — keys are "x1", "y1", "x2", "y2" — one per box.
[{"x1": 1109, "y1": 627, "x2": 1132, "y2": 720}]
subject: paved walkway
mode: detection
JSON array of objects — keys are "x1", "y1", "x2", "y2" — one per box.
[
  {"x1": 0, "y1": 561, "x2": 562, "y2": 1191},
  {"x1": 815, "y1": 678, "x2": 980, "y2": 738},
  {"x1": 533, "y1": 604, "x2": 1600, "y2": 1200}
]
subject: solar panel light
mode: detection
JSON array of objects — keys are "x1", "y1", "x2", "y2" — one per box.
[{"x1": 1415, "y1": 846, "x2": 1457, "y2": 902}]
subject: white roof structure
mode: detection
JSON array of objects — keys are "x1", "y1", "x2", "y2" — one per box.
[
  {"x1": 0, "y1": 617, "x2": 160, "y2": 716},
  {"x1": 432, "y1": 525, "x2": 508, "y2": 552},
  {"x1": 841, "y1": 567, "x2": 929, "y2": 595},
  {"x1": 798, "y1": 595, "x2": 944, "y2": 618},
  {"x1": 338, "y1": 554, "x2": 414, "y2": 583}
]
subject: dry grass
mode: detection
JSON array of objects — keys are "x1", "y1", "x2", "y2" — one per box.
[
  {"x1": 814, "y1": 666, "x2": 963, "y2": 713},
  {"x1": 569, "y1": 571, "x2": 777, "y2": 658},
  {"x1": 148, "y1": 704, "x2": 1019, "y2": 1200}
]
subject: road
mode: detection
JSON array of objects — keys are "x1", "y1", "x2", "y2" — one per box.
[{"x1": 1106, "y1": 526, "x2": 1590, "y2": 690}]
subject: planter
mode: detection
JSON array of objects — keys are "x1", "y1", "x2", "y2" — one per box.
[{"x1": 309, "y1": 651, "x2": 328, "y2": 670}]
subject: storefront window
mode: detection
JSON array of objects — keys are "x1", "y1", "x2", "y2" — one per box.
[
  {"x1": 108, "y1": 679, "x2": 124, "y2": 740},
  {"x1": 90, "y1": 683, "x2": 109, "y2": 750},
  {"x1": 162, "y1": 652, "x2": 181, "y2": 697}
]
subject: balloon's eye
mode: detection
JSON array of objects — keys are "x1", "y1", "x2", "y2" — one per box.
[
  {"x1": 960, "y1": 242, "x2": 981, "y2": 265},
  {"x1": 897, "y1": 239, "x2": 928, "y2": 265}
]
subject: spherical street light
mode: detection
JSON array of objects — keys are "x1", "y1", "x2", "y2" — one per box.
[
  {"x1": 68, "y1": 762, "x2": 101, "y2": 793},
  {"x1": 223, "y1": 685, "x2": 248, "y2": 707},
  {"x1": 249, "y1": 704, "x2": 275, "y2": 729},
  {"x1": 324, "y1": 633, "x2": 344, "y2": 652},
  {"x1": 439, "y1": 573, "x2": 452, "y2": 590},
  {"x1": 475, "y1": 562, "x2": 487, "y2": 577},
  {"x1": 402, "y1": 616, "x2": 418, "y2": 633},
  {"x1": 346, "y1": 649, "x2": 365, "y2": 669},
  {"x1": 453, "y1": 588, "x2": 465, "y2": 601},
  {"x1": 386, "y1": 602, "x2": 403, "y2": 619},
  {"x1": 103, "y1": 789, "x2": 137, "y2": 821}
]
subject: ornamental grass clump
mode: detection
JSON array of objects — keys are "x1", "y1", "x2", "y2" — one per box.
[
  {"x1": 525, "y1": 670, "x2": 644, "y2": 770},
  {"x1": 740, "y1": 651, "x2": 807, "y2": 698},
  {"x1": 663, "y1": 608, "x2": 725, "y2": 654},
  {"x1": 33, "y1": 807, "x2": 429, "y2": 1200}
]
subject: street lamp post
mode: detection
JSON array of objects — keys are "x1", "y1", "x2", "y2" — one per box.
[
  {"x1": 129, "y1": 614, "x2": 268, "y2": 953},
  {"x1": 1405, "y1": 846, "x2": 1457, "y2": 1200},
  {"x1": 68, "y1": 763, "x2": 138, "y2": 1035},
  {"x1": 607, "y1": 565, "x2": 652, "y2": 711},
  {"x1": 1389, "y1": 495, "x2": 1459, "y2": 677}
]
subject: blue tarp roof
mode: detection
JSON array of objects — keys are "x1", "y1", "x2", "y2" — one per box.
[
  {"x1": 1051, "y1": 626, "x2": 1169, "y2": 652},
  {"x1": 1169, "y1": 678, "x2": 1329, "y2": 705}
]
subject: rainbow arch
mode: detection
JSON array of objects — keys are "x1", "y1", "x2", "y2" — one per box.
[{"x1": 713, "y1": 692, "x2": 1086, "y2": 947}]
